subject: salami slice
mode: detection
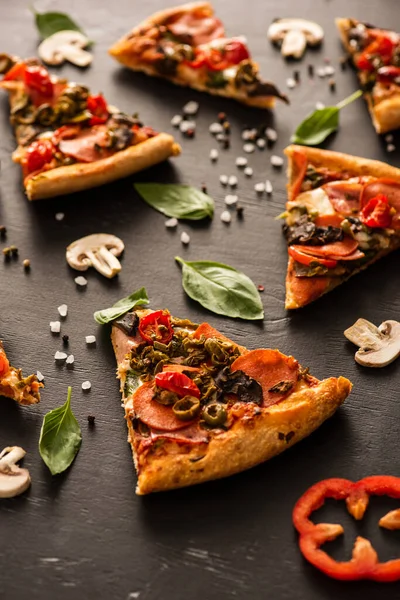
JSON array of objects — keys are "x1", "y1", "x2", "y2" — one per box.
[
  {"x1": 193, "y1": 323, "x2": 236, "y2": 345},
  {"x1": 132, "y1": 381, "x2": 193, "y2": 431},
  {"x1": 151, "y1": 423, "x2": 208, "y2": 444},
  {"x1": 323, "y1": 181, "x2": 362, "y2": 216},
  {"x1": 231, "y1": 349, "x2": 299, "y2": 408},
  {"x1": 361, "y1": 179, "x2": 400, "y2": 228},
  {"x1": 167, "y1": 13, "x2": 225, "y2": 46},
  {"x1": 298, "y1": 237, "x2": 358, "y2": 258},
  {"x1": 59, "y1": 127, "x2": 112, "y2": 163}
]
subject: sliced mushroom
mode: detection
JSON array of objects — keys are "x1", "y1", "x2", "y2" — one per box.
[
  {"x1": 268, "y1": 19, "x2": 324, "y2": 59},
  {"x1": 66, "y1": 234, "x2": 124, "y2": 279},
  {"x1": 0, "y1": 446, "x2": 31, "y2": 498},
  {"x1": 38, "y1": 30, "x2": 92, "y2": 67},
  {"x1": 344, "y1": 318, "x2": 400, "y2": 368}
]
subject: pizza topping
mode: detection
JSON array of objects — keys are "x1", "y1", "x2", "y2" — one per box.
[
  {"x1": 66, "y1": 233, "x2": 125, "y2": 279},
  {"x1": 132, "y1": 381, "x2": 194, "y2": 431},
  {"x1": 288, "y1": 187, "x2": 336, "y2": 218},
  {"x1": 57, "y1": 126, "x2": 112, "y2": 162},
  {"x1": 139, "y1": 310, "x2": 174, "y2": 345},
  {"x1": 87, "y1": 94, "x2": 109, "y2": 126},
  {"x1": 356, "y1": 34, "x2": 396, "y2": 72},
  {"x1": 214, "y1": 366, "x2": 263, "y2": 405},
  {"x1": 323, "y1": 181, "x2": 362, "y2": 216},
  {"x1": 0, "y1": 446, "x2": 31, "y2": 499},
  {"x1": 24, "y1": 138, "x2": 55, "y2": 174},
  {"x1": 186, "y1": 38, "x2": 250, "y2": 71},
  {"x1": 288, "y1": 246, "x2": 338, "y2": 269},
  {"x1": 296, "y1": 236, "x2": 359, "y2": 258},
  {"x1": 360, "y1": 194, "x2": 393, "y2": 228},
  {"x1": 114, "y1": 311, "x2": 140, "y2": 337},
  {"x1": 201, "y1": 402, "x2": 228, "y2": 427},
  {"x1": 344, "y1": 318, "x2": 400, "y2": 368},
  {"x1": 155, "y1": 371, "x2": 201, "y2": 399},
  {"x1": 172, "y1": 396, "x2": 201, "y2": 421},
  {"x1": 231, "y1": 349, "x2": 299, "y2": 408},
  {"x1": 283, "y1": 214, "x2": 344, "y2": 246},
  {"x1": 166, "y1": 12, "x2": 225, "y2": 47},
  {"x1": 268, "y1": 380, "x2": 294, "y2": 394},
  {"x1": 23, "y1": 65, "x2": 54, "y2": 100},
  {"x1": 361, "y1": 179, "x2": 400, "y2": 228},
  {"x1": 376, "y1": 65, "x2": 400, "y2": 84}
]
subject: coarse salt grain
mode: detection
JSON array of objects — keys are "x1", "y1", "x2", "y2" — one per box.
[
  {"x1": 242, "y1": 128, "x2": 257, "y2": 141},
  {"x1": 58, "y1": 304, "x2": 68, "y2": 318},
  {"x1": 75, "y1": 276, "x2": 87, "y2": 287},
  {"x1": 385, "y1": 134, "x2": 394, "y2": 142},
  {"x1": 209, "y1": 122, "x2": 223, "y2": 134},
  {"x1": 256, "y1": 138, "x2": 266, "y2": 149},
  {"x1": 243, "y1": 143, "x2": 255, "y2": 153},
  {"x1": 244, "y1": 167, "x2": 253, "y2": 177},
  {"x1": 54, "y1": 351, "x2": 67, "y2": 362},
  {"x1": 209, "y1": 148, "x2": 219, "y2": 161},
  {"x1": 55, "y1": 212, "x2": 64, "y2": 221},
  {"x1": 220, "y1": 210, "x2": 232, "y2": 223},
  {"x1": 317, "y1": 67, "x2": 326, "y2": 77},
  {"x1": 254, "y1": 182, "x2": 265, "y2": 194},
  {"x1": 183, "y1": 101, "x2": 199, "y2": 115},
  {"x1": 171, "y1": 114, "x2": 182, "y2": 127},
  {"x1": 180, "y1": 231, "x2": 190, "y2": 245},
  {"x1": 50, "y1": 321, "x2": 61, "y2": 334},
  {"x1": 236, "y1": 157, "x2": 248, "y2": 168},
  {"x1": 85, "y1": 335, "x2": 96, "y2": 345},
  {"x1": 216, "y1": 133, "x2": 225, "y2": 142},
  {"x1": 37, "y1": 371, "x2": 44, "y2": 382},
  {"x1": 271, "y1": 155, "x2": 284, "y2": 168},
  {"x1": 219, "y1": 174, "x2": 228, "y2": 186},
  {"x1": 66, "y1": 355, "x2": 75, "y2": 365},
  {"x1": 286, "y1": 77, "x2": 296, "y2": 89},
  {"x1": 324, "y1": 65, "x2": 335, "y2": 76},
  {"x1": 387, "y1": 143, "x2": 396, "y2": 152},
  {"x1": 265, "y1": 128, "x2": 278, "y2": 142},
  {"x1": 225, "y1": 194, "x2": 238, "y2": 206},
  {"x1": 265, "y1": 180, "x2": 273, "y2": 195},
  {"x1": 165, "y1": 217, "x2": 178, "y2": 228},
  {"x1": 82, "y1": 380, "x2": 91, "y2": 391},
  {"x1": 228, "y1": 175, "x2": 238, "y2": 187},
  {"x1": 315, "y1": 101, "x2": 325, "y2": 110},
  {"x1": 180, "y1": 120, "x2": 196, "y2": 133}
]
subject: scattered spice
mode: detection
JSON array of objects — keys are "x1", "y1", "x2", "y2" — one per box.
[
  {"x1": 223, "y1": 138, "x2": 230, "y2": 150},
  {"x1": 62, "y1": 334, "x2": 69, "y2": 345},
  {"x1": 9, "y1": 245, "x2": 18, "y2": 257},
  {"x1": 257, "y1": 285, "x2": 265, "y2": 292},
  {"x1": 201, "y1": 183, "x2": 207, "y2": 194},
  {"x1": 339, "y1": 55, "x2": 349, "y2": 70},
  {"x1": 308, "y1": 64, "x2": 314, "y2": 77},
  {"x1": 0, "y1": 225, "x2": 6, "y2": 238},
  {"x1": 236, "y1": 205, "x2": 244, "y2": 218},
  {"x1": 222, "y1": 121, "x2": 231, "y2": 134},
  {"x1": 329, "y1": 78, "x2": 336, "y2": 91},
  {"x1": 294, "y1": 70, "x2": 300, "y2": 83},
  {"x1": 22, "y1": 259, "x2": 31, "y2": 270},
  {"x1": 218, "y1": 112, "x2": 226, "y2": 123},
  {"x1": 87, "y1": 415, "x2": 95, "y2": 426},
  {"x1": 185, "y1": 128, "x2": 195, "y2": 138},
  {"x1": 3, "y1": 247, "x2": 11, "y2": 259}
]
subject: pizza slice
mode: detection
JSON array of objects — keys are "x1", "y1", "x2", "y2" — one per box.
[
  {"x1": 109, "y1": 2, "x2": 288, "y2": 109},
  {"x1": 0, "y1": 54, "x2": 180, "y2": 200},
  {"x1": 336, "y1": 18, "x2": 400, "y2": 133},
  {"x1": 110, "y1": 306, "x2": 351, "y2": 494},
  {"x1": 0, "y1": 341, "x2": 42, "y2": 405},
  {"x1": 283, "y1": 145, "x2": 400, "y2": 309}
]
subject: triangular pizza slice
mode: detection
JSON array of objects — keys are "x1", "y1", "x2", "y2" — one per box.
[
  {"x1": 0, "y1": 341, "x2": 42, "y2": 405},
  {"x1": 109, "y1": 1, "x2": 288, "y2": 109},
  {"x1": 336, "y1": 17, "x2": 400, "y2": 133},
  {"x1": 283, "y1": 145, "x2": 400, "y2": 309},
  {"x1": 0, "y1": 55, "x2": 180, "y2": 200},
  {"x1": 111, "y1": 306, "x2": 351, "y2": 494}
]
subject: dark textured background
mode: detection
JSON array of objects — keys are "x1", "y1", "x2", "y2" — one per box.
[{"x1": 1, "y1": 1, "x2": 400, "y2": 599}]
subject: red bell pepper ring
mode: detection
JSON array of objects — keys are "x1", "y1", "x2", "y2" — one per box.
[
  {"x1": 361, "y1": 193, "x2": 392, "y2": 228},
  {"x1": 138, "y1": 310, "x2": 174, "y2": 345},
  {"x1": 293, "y1": 476, "x2": 400, "y2": 582},
  {"x1": 87, "y1": 94, "x2": 109, "y2": 126},
  {"x1": 155, "y1": 371, "x2": 201, "y2": 399}
]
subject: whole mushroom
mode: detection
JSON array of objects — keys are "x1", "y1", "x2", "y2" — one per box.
[
  {"x1": 268, "y1": 19, "x2": 324, "y2": 59},
  {"x1": 0, "y1": 446, "x2": 31, "y2": 498},
  {"x1": 38, "y1": 30, "x2": 92, "y2": 67},
  {"x1": 66, "y1": 234, "x2": 125, "y2": 279},
  {"x1": 344, "y1": 318, "x2": 400, "y2": 368}
]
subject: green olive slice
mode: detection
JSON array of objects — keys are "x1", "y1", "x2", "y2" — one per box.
[
  {"x1": 173, "y1": 395, "x2": 201, "y2": 421},
  {"x1": 202, "y1": 403, "x2": 227, "y2": 427}
]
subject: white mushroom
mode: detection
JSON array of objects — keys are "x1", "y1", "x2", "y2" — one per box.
[
  {"x1": 38, "y1": 30, "x2": 92, "y2": 67},
  {"x1": 66, "y1": 234, "x2": 124, "y2": 279},
  {"x1": 0, "y1": 446, "x2": 31, "y2": 498},
  {"x1": 344, "y1": 318, "x2": 400, "y2": 368},
  {"x1": 268, "y1": 19, "x2": 324, "y2": 59}
]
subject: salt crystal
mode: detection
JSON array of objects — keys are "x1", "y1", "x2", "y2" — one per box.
[
  {"x1": 244, "y1": 167, "x2": 253, "y2": 177},
  {"x1": 66, "y1": 354, "x2": 75, "y2": 365},
  {"x1": 228, "y1": 175, "x2": 238, "y2": 187},
  {"x1": 286, "y1": 77, "x2": 296, "y2": 89},
  {"x1": 57, "y1": 304, "x2": 68, "y2": 318},
  {"x1": 82, "y1": 380, "x2": 91, "y2": 391},
  {"x1": 165, "y1": 217, "x2": 178, "y2": 228},
  {"x1": 220, "y1": 210, "x2": 232, "y2": 223},
  {"x1": 265, "y1": 128, "x2": 278, "y2": 142},
  {"x1": 209, "y1": 148, "x2": 219, "y2": 161},
  {"x1": 85, "y1": 335, "x2": 96, "y2": 345},
  {"x1": 171, "y1": 114, "x2": 182, "y2": 127},
  {"x1": 315, "y1": 101, "x2": 325, "y2": 110},
  {"x1": 324, "y1": 65, "x2": 335, "y2": 76},
  {"x1": 216, "y1": 133, "x2": 225, "y2": 142},
  {"x1": 209, "y1": 122, "x2": 223, "y2": 134},
  {"x1": 271, "y1": 155, "x2": 284, "y2": 168},
  {"x1": 225, "y1": 194, "x2": 238, "y2": 206},
  {"x1": 219, "y1": 174, "x2": 229, "y2": 186},
  {"x1": 180, "y1": 231, "x2": 190, "y2": 245},
  {"x1": 55, "y1": 212, "x2": 64, "y2": 221},
  {"x1": 317, "y1": 67, "x2": 326, "y2": 77},
  {"x1": 183, "y1": 101, "x2": 199, "y2": 116},
  {"x1": 254, "y1": 182, "x2": 265, "y2": 194},
  {"x1": 256, "y1": 138, "x2": 266, "y2": 149},
  {"x1": 387, "y1": 143, "x2": 396, "y2": 153},
  {"x1": 242, "y1": 128, "x2": 257, "y2": 141},
  {"x1": 385, "y1": 134, "x2": 394, "y2": 142},
  {"x1": 75, "y1": 276, "x2": 87, "y2": 287},
  {"x1": 236, "y1": 157, "x2": 248, "y2": 168},
  {"x1": 50, "y1": 321, "x2": 61, "y2": 334},
  {"x1": 54, "y1": 351, "x2": 67, "y2": 362},
  {"x1": 36, "y1": 371, "x2": 44, "y2": 382},
  {"x1": 265, "y1": 180, "x2": 273, "y2": 195},
  {"x1": 243, "y1": 143, "x2": 255, "y2": 154},
  {"x1": 180, "y1": 120, "x2": 196, "y2": 133}
]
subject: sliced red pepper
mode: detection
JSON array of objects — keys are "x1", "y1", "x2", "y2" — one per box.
[
  {"x1": 155, "y1": 370, "x2": 201, "y2": 399},
  {"x1": 138, "y1": 310, "x2": 173, "y2": 345},
  {"x1": 24, "y1": 139, "x2": 55, "y2": 175},
  {"x1": 361, "y1": 193, "x2": 392, "y2": 228},
  {"x1": 356, "y1": 35, "x2": 395, "y2": 72},
  {"x1": 288, "y1": 246, "x2": 338, "y2": 269},
  {"x1": 361, "y1": 179, "x2": 400, "y2": 229},
  {"x1": 87, "y1": 94, "x2": 109, "y2": 126},
  {"x1": 24, "y1": 65, "x2": 54, "y2": 98},
  {"x1": 3, "y1": 61, "x2": 26, "y2": 81},
  {"x1": 293, "y1": 476, "x2": 400, "y2": 582}
]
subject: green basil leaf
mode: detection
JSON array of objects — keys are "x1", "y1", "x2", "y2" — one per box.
[
  {"x1": 94, "y1": 287, "x2": 149, "y2": 325},
  {"x1": 33, "y1": 9, "x2": 85, "y2": 39},
  {"x1": 134, "y1": 184, "x2": 214, "y2": 220},
  {"x1": 39, "y1": 387, "x2": 82, "y2": 476},
  {"x1": 175, "y1": 257, "x2": 264, "y2": 320}
]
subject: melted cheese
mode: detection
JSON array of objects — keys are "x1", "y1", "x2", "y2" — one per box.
[{"x1": 287, "y1": 187, "x2": 336, "y2": 217}]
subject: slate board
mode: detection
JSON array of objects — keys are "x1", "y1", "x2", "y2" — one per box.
[{"x1": 1, "y1": 1, "x2": 400, "y2": 599}]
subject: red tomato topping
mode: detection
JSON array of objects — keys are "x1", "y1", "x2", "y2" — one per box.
[
  {"x1": 231, "y1": 349, "x2": 299, "y2": 408},
  {"x1": 24, "y1": 65, "x2": 54, "y2": 98},
  {"x1": 187, "y1": 39, "x2": 250, "y2": 71},
  {"x1": 361, "y1": 178, "x2": 400, "y2": 228},
  {"x1": 356, "y1": 35, "x2": 395, "y2": 72},
  {"x1": 3, "y1": 61, "x2": 26, "y2": 81},
  {"x1": 132, "y1": 381, "x2": 193, "y2": 431},
  {"x1": 0, "y1": 347, "x2": 10, "y2": 378},
  {"x1": 361, "y1": 193, "x2": 392, "y2": 228},
  {"x1": 155, "y1": 371, "x2": 201, "y2": 399},
  {"x1": 138, "y1": 310, "x2": 173, "y2": 344},
  {"x1": 377, "y1": 65, "x2": 400, "y2": 83},
  {"x1": 25, "y1": 139, "x2": 55, "y2": 174},
  {"x1": 87, "y1": 94, "x2": 109, "y2": 126},
  {"x1": 288, "y1": 246, "x2": 338, "y2": 269}
]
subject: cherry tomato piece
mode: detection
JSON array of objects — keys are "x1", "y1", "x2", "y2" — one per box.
[
  {"x1": 360, "y1": 193, "x2": 392, "y2": 228},
  {"x1": 138, "y1": 310, "x2": 174, "y2": 344},
  {"x1": 356, "y1": 35, "x2": 395, "y2": 71},
  {"x1": 25, "y1": 139, "x2": 55, "y2": 174},
  {"x1": 155, "y1": 371, "x2": 201, "y2": 399},
  {"x1": 24, "y1": 65, "x2": 54, "y2": 97},
  {"x1": 87, "y1": 94, "x2": 109, "y2": 126}
]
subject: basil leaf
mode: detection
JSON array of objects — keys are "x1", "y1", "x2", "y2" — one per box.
[
  {"x1": 175, "y1": 257, "x2": 264, "y2": 320},
  {"x1": 94, "y1": 287, "x2": 149, "y2": 325},
  {"x1": 33, "y1": 9, "x2": 85, "y2": 39},
  {"x1": 39, "y1": 387, "x2": 82, "y2": 476},
  {"x1": 291, "y1": 90, "x2": 363, "y2": 146},
  {"x1": 134, "y1": 184, "x2": 214, "y2": 220}
]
